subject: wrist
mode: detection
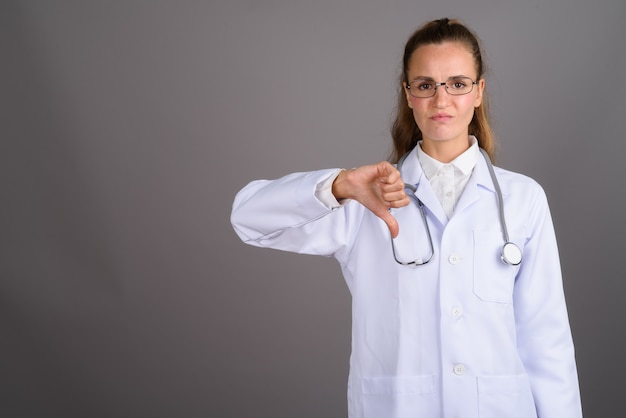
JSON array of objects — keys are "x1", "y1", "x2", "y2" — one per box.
[{"x1": 332, "y1": 168, "x2": 354, "y2": 201}]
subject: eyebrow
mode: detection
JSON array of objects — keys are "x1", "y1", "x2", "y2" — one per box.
[{"x1": 411, "y1": 75, "x2": 470, "y2": 81}]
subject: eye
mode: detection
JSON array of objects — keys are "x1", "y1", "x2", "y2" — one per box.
[
  {"x1": 415, "y1": 81, "x2": 433, "y2": 90},
  {"x1": 450, "y1": 79, "x2": 468, "y2": 90}
]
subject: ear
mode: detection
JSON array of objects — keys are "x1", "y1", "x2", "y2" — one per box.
[
  {"x1": 403, "y1": 82, "x2": 413, "y2": 109},
  {"x1": 474, "y1": 78, "x2": 485, "y2": 108}
]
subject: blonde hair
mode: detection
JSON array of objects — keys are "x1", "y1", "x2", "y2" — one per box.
[{"x1": 389, "y1": 18, "x2": 495, "y2": 163}]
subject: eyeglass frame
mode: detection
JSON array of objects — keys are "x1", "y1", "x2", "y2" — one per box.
[{"x1": 405, "y1": 76, "x2": 479, "y2": 98}]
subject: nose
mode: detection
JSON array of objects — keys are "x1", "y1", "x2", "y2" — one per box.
[{"x1": 432, "y1": 83, "x2": 450, "y2": 107}]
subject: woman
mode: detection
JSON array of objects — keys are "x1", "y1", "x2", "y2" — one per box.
[{"x1": 231, "y1": 18, "x2": 582, "y2": 418}]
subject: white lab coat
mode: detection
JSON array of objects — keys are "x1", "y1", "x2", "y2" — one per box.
[{"x1": 231, "y1": 148, "x2": 582, "y2": 418}]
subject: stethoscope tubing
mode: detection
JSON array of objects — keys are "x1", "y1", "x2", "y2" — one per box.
[{"x1": 393, "y1": 146, "x2": 522, "y2": 266}]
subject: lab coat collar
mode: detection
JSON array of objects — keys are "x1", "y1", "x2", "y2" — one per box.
[
  {"x1": 399, "y1": 144, "x2": 497, "y2": 225},
  {"x1": 453, "y1": 154, "x2": 497, "y2": 216},
  {"x1": 399, "y1": 148, "x2": 446, "y2": 224}
]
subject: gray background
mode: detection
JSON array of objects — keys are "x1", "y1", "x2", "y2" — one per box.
[{"x1": 2, "y1": 0, "x2": 625, "y2": 417}]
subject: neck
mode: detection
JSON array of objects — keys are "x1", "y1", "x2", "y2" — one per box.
[{"x1": 420, "y1": 137, "x2": 471, "y2": 163}]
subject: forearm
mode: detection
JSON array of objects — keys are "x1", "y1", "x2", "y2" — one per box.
[{"x1": 231, "y1": 169, "x2": 357, "y2": 256}]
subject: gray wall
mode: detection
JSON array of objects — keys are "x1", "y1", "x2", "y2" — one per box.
[{"x1": 2, "y1": 1, "x2": 624, "y2": 417}]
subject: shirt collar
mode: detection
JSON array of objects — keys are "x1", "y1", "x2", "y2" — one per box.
[{"x1": 416, "y1": 136, "x2": 479, "y2": 180}]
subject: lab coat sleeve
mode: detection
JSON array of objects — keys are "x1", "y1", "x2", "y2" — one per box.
[
  {"x1": 230, "y1": 169, "x2": 362, "y2": 258},
  {"x1": 513, "y1": 186, "x2": 582, "y2": 417}
]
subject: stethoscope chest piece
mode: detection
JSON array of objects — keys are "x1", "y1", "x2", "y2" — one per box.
[{"x1": 501, "y1": 242, "x2": 522, "y2": 266}]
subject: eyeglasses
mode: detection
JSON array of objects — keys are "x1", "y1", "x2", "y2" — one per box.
[{"x1": 406, "y1": 77, "x2": 478, "y2": 98}]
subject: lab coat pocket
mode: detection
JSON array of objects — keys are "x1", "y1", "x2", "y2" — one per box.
[
  {"x1": 361, "y1": 375, "x2": 437, "y2": 418},
  {"x1": 477, "y1": 374, "x2": 537, "y2": 418},
  {"x1": 473, "y1": 229, "x2": 521, "y2": 303}
]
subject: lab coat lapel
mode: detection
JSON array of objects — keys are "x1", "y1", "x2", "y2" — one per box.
[
  {"x1": 454, "y1": 153, "x2": 497, "y2": 216},
  {"x1": 398, "y1": 149, "x2": 448, "y2": 225},
  {"x1": 415, "y1": 178, "x2": 448, "y2": 226}
]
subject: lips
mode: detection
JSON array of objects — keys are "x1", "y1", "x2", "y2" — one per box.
[{"x1": 430, "y1": 113, "x2": 453, "y2": 122}]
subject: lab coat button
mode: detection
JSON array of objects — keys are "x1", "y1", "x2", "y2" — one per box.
[
  {"x1": 448, "y1": 254, "x2": 461, "y2": 264},
  {"x1": 452, "y1": 306, "x2": 463, "y2": 318},
  {"x1": 453, "y1": 364, "x2": 466, "y2": 376}
]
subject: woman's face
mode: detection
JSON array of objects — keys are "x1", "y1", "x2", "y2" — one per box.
[{"x1": 404, "y1": 41, "x2": 485, "y2": 156}]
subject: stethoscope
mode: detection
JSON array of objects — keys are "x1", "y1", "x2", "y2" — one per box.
[{"x1": 390, "y1": 147, "x2": 523, "y2": 267}]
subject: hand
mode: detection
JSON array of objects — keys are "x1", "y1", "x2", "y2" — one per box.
[{"x1": 332, "y1": 161, "x2": 410, "y2": 238}]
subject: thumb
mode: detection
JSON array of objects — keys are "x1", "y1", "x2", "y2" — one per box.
[{"x1": 376, "y1": 208, "x2": 400, "y2": 238}]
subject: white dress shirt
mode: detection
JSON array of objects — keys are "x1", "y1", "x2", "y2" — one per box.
[{"x1": 416, "y1": 136, "x2": 479, "y2": 219}]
